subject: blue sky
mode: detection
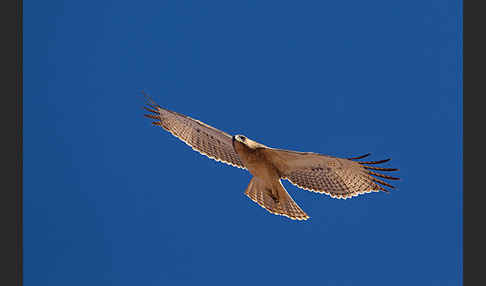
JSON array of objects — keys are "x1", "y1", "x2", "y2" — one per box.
[{"x1": 24, "y1": 1, "x2": 461, "y2": 285}]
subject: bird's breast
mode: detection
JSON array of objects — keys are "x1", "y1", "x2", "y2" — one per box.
[{"x1": 233, "y1": 142, "x2": 278, "y2": 180}]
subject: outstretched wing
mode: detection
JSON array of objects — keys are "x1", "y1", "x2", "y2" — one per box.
[
  {"x1": 143, "y1": 94, "x2": 246, "y2": 169},
  {"x1": 263, "y1": 149, "x2": 399, "y2": 199}
]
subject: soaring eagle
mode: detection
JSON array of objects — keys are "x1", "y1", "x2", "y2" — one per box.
[{"x1": 143, "y1": 94, "x2": 399, "y2": 221}]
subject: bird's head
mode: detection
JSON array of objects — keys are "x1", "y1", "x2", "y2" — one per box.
[
  {"x1": 232, "y1": 134, "x2": 265, "y2": 150},
  {"x1": 233, "y1": 134, "x2": 247, "y2": 144}
]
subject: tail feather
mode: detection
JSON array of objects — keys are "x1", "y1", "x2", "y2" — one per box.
[{"x1": 245, "y1": 177, "x2": 309, "y2": 221}]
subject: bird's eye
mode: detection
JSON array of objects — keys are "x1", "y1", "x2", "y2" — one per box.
[{"x1": 240, "y1": 136, "x2": 246, "y2": 141}]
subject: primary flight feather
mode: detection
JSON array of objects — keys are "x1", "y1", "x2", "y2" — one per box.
[{"x1": 143, "y1": 94, "x2": 400, "y2": 221}]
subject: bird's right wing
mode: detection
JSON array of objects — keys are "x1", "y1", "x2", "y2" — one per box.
[
  {"x1": 262, "y1": 148, "x2": 399, "y2": 199},
  {"x1": 143, "y1": 94, "x2": 246, "y2": 169}
]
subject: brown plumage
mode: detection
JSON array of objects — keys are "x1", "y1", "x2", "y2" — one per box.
[{"x1": 142, "y1": 93, "x2": 400, "y2": 221}]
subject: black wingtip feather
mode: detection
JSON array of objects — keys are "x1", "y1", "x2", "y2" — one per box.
[
  {"x1": 367, "y1": 171, "x2": 400, "y2": 181},
  {"x1": 369, "y1": 176, "x2": 396, "y2": 189},
  {"x1": 143, "y1": 106, "x2": 158, "y2": 114},
  {"x1": 363, "y1": 166, "x2": 399, "y2": 172},
  {"x1": 140, "y1": 90, "x2": 160, "y2": 108},
  {"x1": 144, "y1": 114, "x2": 160, "y2": 120},
  {"x1": 359, "y1": 158, "x2": 391, "y2": 165},
  {"x1": 347, "y1": 153, "x2": 371, "y2": 160}
]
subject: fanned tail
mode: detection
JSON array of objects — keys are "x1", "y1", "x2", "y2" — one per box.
[{"x1": 245, "y1": 177, "x2": 309, "y2": 221}]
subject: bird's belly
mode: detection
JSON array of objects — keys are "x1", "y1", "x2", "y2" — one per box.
[
  {"x1": 244, "y1": 157, "x2": 279, "y2": 182},
  {"x1": 233, "y1": 141, "x2": 279, "y2": 181}
]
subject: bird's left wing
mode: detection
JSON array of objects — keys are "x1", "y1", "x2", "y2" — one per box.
[
  {"x1": 143, "y1": 95, "x2": 246, "y2": 169},
  {"x1": 262, "y1": 148, "x2": 399, "y2": 199}
]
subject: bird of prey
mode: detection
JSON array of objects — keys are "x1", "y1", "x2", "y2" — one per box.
[{"x1": 142, "y1": 94, "x2": 399, "y2": 221}]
